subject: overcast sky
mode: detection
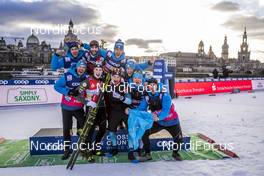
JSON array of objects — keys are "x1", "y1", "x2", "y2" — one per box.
[{"x1": 0, "y1": 0, "x2": 263, "y2": 62}]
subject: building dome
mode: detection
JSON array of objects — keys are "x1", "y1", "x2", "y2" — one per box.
[
  {"x1": 26, "y1": 33, "x2": 39, "y2": 47},
  {"x1": 27, "y1": 34, "x2": 39, "y2": 45}
]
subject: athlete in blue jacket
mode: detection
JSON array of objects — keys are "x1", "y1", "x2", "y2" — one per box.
[
  {"x1": 54, "y1": 60, "x2": 88, "y2": 160},
  {"x1": 124, "y1": 58, "x2": 153, "y2": 83},
  {"x1": 125, "y1": 72, "x2": 148, "y2": 162},
  {"x1": 51, "y1": 42, "x2": 87, "y2": 71},
  {"x1": 103, "y1": 39, "x2": 152, "y2": 74},
  {"x1": 137, "y1": 77, "x2": 183, "y2": 161}
]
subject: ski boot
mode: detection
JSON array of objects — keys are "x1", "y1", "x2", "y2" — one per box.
[
  {"x1": 80, "y1": 150, "x2": 95, "y2": 163},
  {"x1": 106, "y1": 146, "x2": 118, "y2": 157},
  {"x1": 138, "y1": 153, "x2": 152, "y2": 162},
  {"x1": 137, "y1": 148, "x2": 143, "y2": 157},
  {"x1": 93, "y1": 149, "x2": 105, "y2": 156},
  {"x1": 128, "y1": 150, "x2": 138, "y2": 163},
  {"x1": 172, "y1": 151, "x2": 182, "y2": 161}
]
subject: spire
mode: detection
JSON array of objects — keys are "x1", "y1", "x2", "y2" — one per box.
[
  {"x1": 208, "y1": 45, "x2": 215, "y2": 59},
  {"x1": 198, "y1": 40, "x2": 204, "y2": 55},
  {"x1": 64, "y1": 19, "x2": 78, "y2": 48},
  {"x1": 59, "y1": 41, "x2": 63, "y2": 50},
  {"x1": 68, "y1": 19, "x2": 74, "y2": 34},
  {"x1": 238, "y1": 27, "x2": 250, "y2": 63},
  {"x1": 222, "y1": 35, "x2": 229, "y2": 60},
  {"x1": 243, "y1": 27, "x2": 247, "y2": 43},
  {"x1": 69, "y1": 19, "x2": 73, "y2": 29},
  {"x1": 222, "y1": 35, "x2": 228, "y2": 47}
]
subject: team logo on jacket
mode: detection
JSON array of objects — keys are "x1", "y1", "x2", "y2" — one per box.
[
  {"x1": 72, "y1": 82, "x2": 80, "y2": 86},
  {"x1": 65, "y1": 57, "x2": 71, "y2": 62},
  {"x1": 108, "y1": 59, "x2": 120, "y2": 67},
  {"x1": 107, "y1": 51, "x2": 112, "y2": 58},
  {"x1": 67, "y1": 75, "x2": 72, "y2": 81}
]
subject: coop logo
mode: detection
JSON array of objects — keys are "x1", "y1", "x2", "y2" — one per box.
[
  {"x1": 13, "y1": 80, "x2": 29, "y2": 85},
  {"x1": 157, "y1": 140, "x2": 174, "y2": 147},
  {"x1": 0, "y1": 80, "x2": 8, "y2": 85},
  {"x1": 153, "y1": 68, "x2": 163, "y2": 73},
  {"x1": 154, "y1": 60, "x2": 164, "y2": 67},
  {"x1": 154, "y1": 61, "x2": 164, "y2": 67},
  {"x1": 71, "y1": 82, "x2": 80, "y2": 87},
  {"x1": 35, "y1": 80, "x2": 49, "y2": 85}
]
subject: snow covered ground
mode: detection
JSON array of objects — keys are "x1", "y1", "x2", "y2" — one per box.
[{"x1": 0, "y1": 91, "x2": 264, "y2": 176}]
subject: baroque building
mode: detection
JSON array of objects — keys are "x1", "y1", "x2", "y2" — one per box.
[
  {"x1": 221, "y1": 35, "x2": 229, "y2": 60},
  {"x1": 238, "y1": 27, "x2": 250, "y2": 63},
  {"x1": 0, "y1": 31, "x2": 52, "y2": 70}
]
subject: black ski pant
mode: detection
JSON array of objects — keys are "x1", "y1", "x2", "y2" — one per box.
[
  {"x1": 108, "y1": 109, "x2": 128, "y2": 132},
  {"x1": 85, "y1": 106, "x2": 107, "y2": 148},
  {"x1": 62, "y1": 108, "x2": 85, "y2": 150},
  {"x1": 142, "y1": 122, "x2": 183, "y2": 154}
]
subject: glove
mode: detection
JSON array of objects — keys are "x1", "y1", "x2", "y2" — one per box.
[
  {"x1": 68, "y1": 89, "x2": 79, "y2": 97},
  {"x1": 55, "y1": 50, "x2": 65, "y2": 57},
  {"x1": 112, "y1": 92, "x2": 125, "y2": 101},
  {"x1": 86, "y1": 101, "x2": 97, "y2": 108},
  {"x1": 152, "y1": 113, "x2": 159, "y2": 121}
]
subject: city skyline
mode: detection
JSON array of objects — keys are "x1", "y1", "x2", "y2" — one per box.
[{"x1": 0, "y1": 0, "x2": 263, "y2": 62}]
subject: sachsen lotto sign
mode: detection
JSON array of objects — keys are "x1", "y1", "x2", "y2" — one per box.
[{"x1": 174, "y1": 80, "x2": 252, "y2": 96}]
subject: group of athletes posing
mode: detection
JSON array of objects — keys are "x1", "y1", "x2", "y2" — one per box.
[{"x1": 52, "y1": 39, "x2": 183, "y2": 163}]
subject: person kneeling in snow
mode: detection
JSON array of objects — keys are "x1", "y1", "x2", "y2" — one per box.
[{"x1": 137, "y1": 77, "x2": 183, "y2": 161}]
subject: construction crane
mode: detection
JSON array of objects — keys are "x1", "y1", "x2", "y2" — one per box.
[
  {"x1": 100, "y1": 39, "x2": 107, "y2": 50},
  {"x1": 0, "y1": 36, "x2": 25, "y2": 45}
]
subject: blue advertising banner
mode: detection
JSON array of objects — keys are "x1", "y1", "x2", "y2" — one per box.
[
  {"x1": 153, "y1": 59, "x2": 174, "y2": 80},
  {"x1": 29, "y1": 130, "x2": 190, "y2": 155},
  {"x1": 153, "y1": 59, "x2": 165, "y2": 77},
  {"x1": 0, "y1": 79, "x2": 56, "y2": 86}
]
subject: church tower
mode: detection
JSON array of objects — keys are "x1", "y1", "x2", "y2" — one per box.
[
  {"x1": 221, "y1": 35, "x2": 229, "y2": 60},
  {"x1": 238, "y1": 27, "x2": 250, "y2": 63},
  {"x1": 208, "y1": 45, "x2": 216, "y2": 59},
  {"x1": 198, "y1": 40, "x2": 205, "y2": 56},
  {"x1": 64, "y1": 19, "x2": 78, "y2": 48}
]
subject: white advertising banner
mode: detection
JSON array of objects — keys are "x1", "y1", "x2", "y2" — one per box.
[
  {"x1": 0, "y1": 85, "x2": 61, "y2": 106},
  {"x1": 252, "y1": 80, "x2": 264, "y2": 90}
]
